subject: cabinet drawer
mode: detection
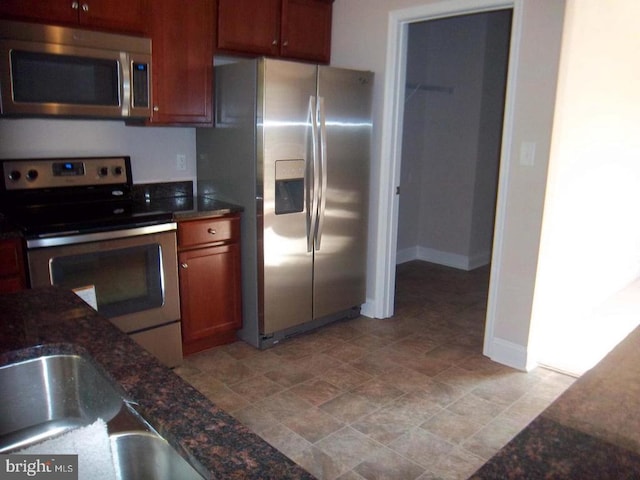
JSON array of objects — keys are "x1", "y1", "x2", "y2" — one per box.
[{"x1": 178, "y1": 216, "x2": 240, "y2": 248}]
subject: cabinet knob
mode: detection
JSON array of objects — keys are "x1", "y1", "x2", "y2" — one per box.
[
  {"x1": 283, "y1": 40, "x2": 288, "y2": 47},
  {"x1": 180, "y1": 263, "x2": 188, "y2": 269},
  {"x1": 71, "y1": 1, "x2": 79, "y2": 9},
  {"x1": 81, "y1": 3, "x2": 89, "y2": 11},
  {"x1": 272, "y1": 39, "x2": 278, "y2": 46},
  {"x1": 153, "y1": 106, "x2": 159, "y2": 112},
  {"x1": 207, "y1": 228, "x2": 217, "y2": 235}
]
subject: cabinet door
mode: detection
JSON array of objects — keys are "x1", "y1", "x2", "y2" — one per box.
[
  {"x1": 178, "y1": 244, "x2": 242, "y2": 345},
  {"x1": 0, "y1": 237, "x2": 27, "y2": 294},
  {"x1": 217, "y1": 0, "x2": 281, "y2": 56},
  {"x1": 78, "y1": 0, "x2": 150, "y2": 35},
  {"x1": 281, "y1": 0, "x2": 332, "y2": 63},
  {"x1": 149, "y1": 0, "x2": 214, "y2": 126},
  {"x1": 0, "y1": 0, "x2": 149, "y2": 34},
  {"x1": 0, "y1": 0, "x2": 77, "y2": 25}
]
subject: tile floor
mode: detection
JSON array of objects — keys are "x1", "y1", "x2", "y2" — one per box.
[{"x1": 175, "y1": 261, "x2": 576, "y2": 479}]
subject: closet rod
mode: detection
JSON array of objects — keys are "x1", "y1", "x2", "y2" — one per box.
[{"x1": 405, "y1": 82, "x2": 454, "y2": 94}]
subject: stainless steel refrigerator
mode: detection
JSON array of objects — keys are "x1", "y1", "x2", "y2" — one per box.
[{"x1": 196, "y1": 58, "x2": 373, "y2": 348}]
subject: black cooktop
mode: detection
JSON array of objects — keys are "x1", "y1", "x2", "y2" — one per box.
[
  {"x1": 0, "y1": 156, "x2": 175, "y2": 238},
  {"x1": 4, "y1": 199, "x2": 175, "y2": 238}
]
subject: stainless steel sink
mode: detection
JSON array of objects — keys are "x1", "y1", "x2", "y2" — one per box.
[
  {"x1": 111, "y1": 432, "x2": 204, "y2": 480},
  {"x1": 0, "y1": 354, "x2": 124, "y2": 453},
  {"x1": 0, "y1": 354, "x2": 205, "y2": 479}
]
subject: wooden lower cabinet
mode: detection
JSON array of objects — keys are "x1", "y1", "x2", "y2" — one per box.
[
  {"x1": 177, "y1": 215, "x2": 242, "y2": 355},
  {"x1": 0, "y1": 237, "x2": 27, "y2": 294}
]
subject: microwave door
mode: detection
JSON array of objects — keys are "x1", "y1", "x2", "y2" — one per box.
[{"x1": 0, "y1": 39, "x2": 150, "y2": 119}]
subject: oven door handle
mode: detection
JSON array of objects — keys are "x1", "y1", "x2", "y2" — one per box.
[{"x1": 26, "y1": 222, "x2": 177, "y2": 249}]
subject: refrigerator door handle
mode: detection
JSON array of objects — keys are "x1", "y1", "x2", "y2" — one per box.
[
  {"x1": 315, "y1": 96, "x2": 328, "y2": 250},
  {"x1": 308, "y1": 95, "x2": 320, "y2": 253}
]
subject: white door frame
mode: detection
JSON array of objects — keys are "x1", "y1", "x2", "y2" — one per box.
[{"x1": 371, "y1": 0, "x2": 520, "y2": 347}]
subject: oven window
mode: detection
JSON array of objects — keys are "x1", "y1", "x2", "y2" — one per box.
[{"x1": 50, "y1": 244, "x2": 164, "y2": 318}]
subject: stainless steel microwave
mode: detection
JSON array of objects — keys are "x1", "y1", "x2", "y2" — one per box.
[{"x1": 0, "y1": 20, "x2": 151, "y2": 119}]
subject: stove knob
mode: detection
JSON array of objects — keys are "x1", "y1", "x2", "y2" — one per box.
[
  {"x1": 26, "y1": 169, "x2": 39, "y2": 181},
  {"x1": 112, "y1": 166, "x2": 123, "y2": 176},
  {"x1": 98, "y1": 166, "x2": 109, "y2": 177},
  {"x1": 8, "y1": 170, "x2": 21, "y2": 181}
]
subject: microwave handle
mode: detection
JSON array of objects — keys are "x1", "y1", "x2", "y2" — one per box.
[{"x1": 120, "y1": 52, "x2": 131, "y2": 117}]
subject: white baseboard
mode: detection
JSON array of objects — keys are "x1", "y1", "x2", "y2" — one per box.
[
  {"x1": 396, "y1": 246, "x2": 491, "y2": 271},
  {"x1": 360, "y1": 298, "x2": 377, "y2": 318},
  {"x1": 484, "y1": 336, "x2": 535, "y2": 371},
  {"x1": 395, "y1": 247, "x2": 419, "y2": 265}
]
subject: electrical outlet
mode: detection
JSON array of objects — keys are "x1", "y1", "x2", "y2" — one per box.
[{"x1": 176, "y1": 154, "x2": 187, "y2": 171}]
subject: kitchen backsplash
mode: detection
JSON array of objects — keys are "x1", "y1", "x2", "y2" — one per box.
[{"x1": 0, "y1": 118, "x2": 197, "y2": 184}]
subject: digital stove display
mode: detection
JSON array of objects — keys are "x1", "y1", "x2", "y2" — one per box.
[{"x1": 52, "y1": 161, "x2": 85, "y2": 176}]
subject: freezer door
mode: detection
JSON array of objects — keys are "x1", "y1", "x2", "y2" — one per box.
[
  {"x1": 261, "y1": 59, "x2": 318, "y2": 335},
  {"x1": 314, "y1": 66, "x2": 373, "y2": 319}
]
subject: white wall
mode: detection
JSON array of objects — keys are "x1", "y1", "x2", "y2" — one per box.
[
  {"x1": 530, "y1": 0, "x2": 640, "y2": 374},
  {"x1": 397, "y1": 11, "x2": 509, "y2": 270},
  {"x1": 399, "y1": 15, "x2": 486, "y2": 268},
  {"x1": 0, "y1": 119, "x2": 196, "y2": 184}
]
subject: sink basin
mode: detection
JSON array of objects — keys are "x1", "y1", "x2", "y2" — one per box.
[
  {"x1": 0, "y1": 353, "x2": 205, "y2": 479},
  {"x1": 0, "y1": 354, "x2": 124, "y2": 452},
  {"x1": 111, "y1": 432, "x2": 204, "y2": 480}
]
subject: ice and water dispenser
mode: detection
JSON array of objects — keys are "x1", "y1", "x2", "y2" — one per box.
[{"x1": 275, "y1": 159, "x2": 305, "y2": 215}]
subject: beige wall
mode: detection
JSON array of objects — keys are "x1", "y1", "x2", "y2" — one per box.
[
  {"x1": 531, "y1": 0, "x2": 640, "y2": 374},
  {"x1": 485, "y1": 0, "x2": 565, "y2": 369}
]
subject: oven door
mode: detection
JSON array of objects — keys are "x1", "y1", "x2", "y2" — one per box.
[{"x1": 27, "y1": 226, "x2": 182, "y2": 365}]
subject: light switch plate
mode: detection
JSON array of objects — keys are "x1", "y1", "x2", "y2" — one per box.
[{"x1": 520, "y1": 141, "x2": 536, "y2": 167}]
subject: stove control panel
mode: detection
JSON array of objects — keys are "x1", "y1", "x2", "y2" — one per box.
[{"x1": 1, "y1": 157, "x2": 131, "y2": 191}]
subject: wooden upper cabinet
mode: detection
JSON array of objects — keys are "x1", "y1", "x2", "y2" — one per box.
[
  {"x1": 149, "y1": 0, "x2": 214, "y2": 126},
  {"x1": 0, "y1": 0, "x2": 150, "y2": 35},
  {"x1": 76, "y1": 0, "x2": 149, "y2": 35},
  {"x1": 217, "y1": 0, "x2": 281, "y2": 56},
  {"x1": 217, "y1": 0, "x2": 333, "y2": 64},
  {"x1": 0, "y1": 0, "x2": 77, "y2": 25},
  {"x1": 281, "y1": 0, "x2": 332, "y2": 63}
]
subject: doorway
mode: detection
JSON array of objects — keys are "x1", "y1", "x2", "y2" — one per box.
[
  {"x1": 397, "y1": 11, "x2": 512, "y2": 273},
  {"x1": 370, "y1": 0, "x2": 520, "y2": 340}
]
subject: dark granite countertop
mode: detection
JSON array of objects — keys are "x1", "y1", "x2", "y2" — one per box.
[
  {"x1": 0, "y1": 287, "x2": 314, "y2": 480},
  {"x1": 173, "y1": 196, "x2": 244, "y2": 221},
  {"x1": 132, "y1": 180, "x2": 244, "y2": 221},
  {"x1": 471, "y1": 325, "x2": 640, "y2": 479},
  {"x1": 1, "y1": 182, "x2": 245, "y2": 238},
  {"x1": 133, "y1": 195, "x2": 244, "y2": 222},
  {"x1": 0, "y1": 195, "x2": 244, "y2": 238}
]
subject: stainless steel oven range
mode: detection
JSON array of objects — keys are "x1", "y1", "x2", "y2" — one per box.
[{"x1": 0, "y1": 156, "x2": 182, "y2": 367}]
